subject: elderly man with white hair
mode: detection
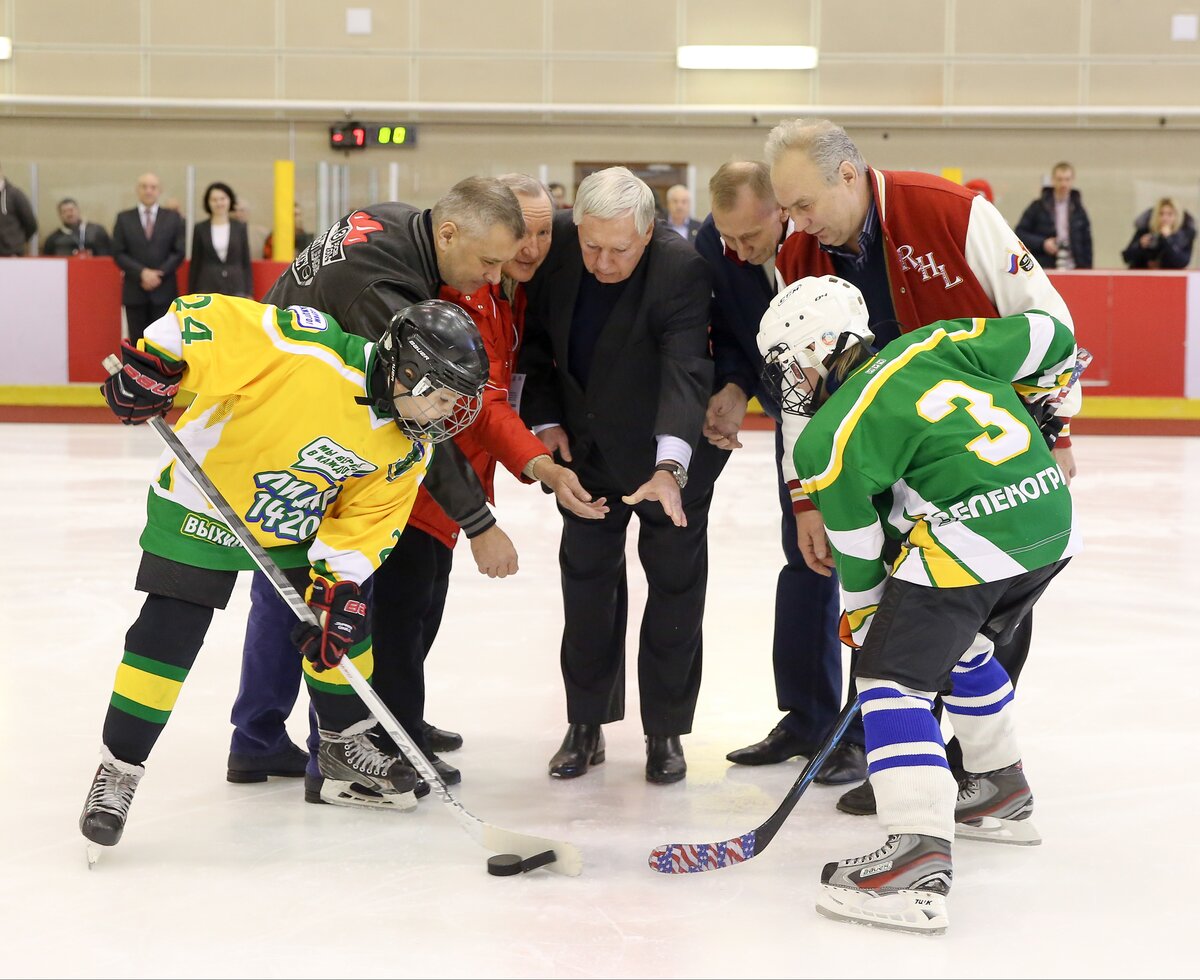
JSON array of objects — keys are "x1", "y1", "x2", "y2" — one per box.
[{"x1": 518, "y1": 166, "x2": 727, "y2": 784}]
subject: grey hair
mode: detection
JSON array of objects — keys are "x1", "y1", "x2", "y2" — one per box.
[
  {"x1": 432, "y1": 176, "x2": 526, "y2": 241},
  {"x1": 496, "y1": 172, "x2": 555, "y2": 210},
  {"x1": 764, "y1": 118, "x2": 867, "y2": 185},
  {"x1": 572, "y1": 167, "x2": 656, "y2": 234}
]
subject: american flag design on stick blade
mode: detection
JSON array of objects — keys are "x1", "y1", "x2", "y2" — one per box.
[{"x1": 649, "y1": 833, "x2": 757, "y2": 874}]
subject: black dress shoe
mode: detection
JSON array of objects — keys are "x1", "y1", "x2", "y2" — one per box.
[
  {"x1": 227, "y1": 742, "x2": 309, "y2": 783},
  {"x1": 645, "y1": 735, "x2": 686, "y2": 784},
  {"x1": 814, "y1": 742, "x2": 867, "y2": 785},
  {"x1": 422, "y1": 721, "x2": 463, "y2": 754},
  {"x1": 401, "y1": 749, "x2": 461, "y2": 786},
  {"x1": 548, "y1": 724, "x2": 604, "y2": 778},
  {"x1": 726, "y1": 722, "x2": 814, "y2": 766},
  {"x1": 836, "y1": 778, "x2": 876, "y2": 815}
]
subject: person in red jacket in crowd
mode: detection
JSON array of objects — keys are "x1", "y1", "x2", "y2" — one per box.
[
  {"x1": 367, "y1": 173, "x2": 608, "y2": 784},
  {"x1": 764, "y1": 118, "x2": 1079, "y2": 817}
]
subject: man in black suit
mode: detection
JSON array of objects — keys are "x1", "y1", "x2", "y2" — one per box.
[
  {"x1": 662, "y1": 184, "x2": 702, "y2": 243},
  {"x1": 519, "y1": 166, "x2": 726, "y2": 785},
  {"x1": 112, "y1": 173, "x2": 186, "y2": 343},
  {"x1": 696, "y1": 162, "x2": 864, "y2": 785}
]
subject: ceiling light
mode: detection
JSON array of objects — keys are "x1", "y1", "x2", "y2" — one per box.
[
  {"x1": 0, "y1": 38, "x2": 12, "y2": 61},
  {"x1": 676, "y1": 45, "x2": 818, "y2": 70}
]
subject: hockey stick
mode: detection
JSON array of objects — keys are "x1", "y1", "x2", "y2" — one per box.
[
  {"x1": 103, "y1": 355, "x2": 583, "y2": 876},
  {"x1": 648, "y1": 697, "x2": 861, "y2": 874}
]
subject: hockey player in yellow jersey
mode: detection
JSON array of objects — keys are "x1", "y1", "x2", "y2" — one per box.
[{"x1": 80, "y1": 293, "x2": 489, "y2": 854}]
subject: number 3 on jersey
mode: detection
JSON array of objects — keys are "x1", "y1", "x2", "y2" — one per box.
[{"x1": 916, "y1": 380, "x2": 1029, "y2": 465}]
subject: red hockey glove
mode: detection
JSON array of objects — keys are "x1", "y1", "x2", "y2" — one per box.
[
  {"x1": 291, "y1": 580, "x2": 369, "y2": 672},
  {"x1": 101, "y1": 340, "x2": 185, "y2": 425}
]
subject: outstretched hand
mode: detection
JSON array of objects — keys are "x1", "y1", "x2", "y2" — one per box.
[
  {"x1": 537, "y1": 460, "x2": 608, "y2": 520},
  {"x1": 703, "y1": 383, "x2": 749, "y2": 450},
  {"x1": 622, "y1": 471, "x2": 686, "y2": 528}
]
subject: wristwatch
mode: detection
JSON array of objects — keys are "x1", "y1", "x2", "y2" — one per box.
[{"x1": 654, "y1": 460, "x2": 688, "y2": 490}]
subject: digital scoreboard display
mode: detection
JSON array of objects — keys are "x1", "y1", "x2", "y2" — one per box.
[{"x1": 329, "y1": 122, "x2": 418, "y2": 150}]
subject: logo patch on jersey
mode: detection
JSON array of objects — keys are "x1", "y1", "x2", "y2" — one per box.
[
  {"x1": 290, "y1": 209, "x2": 384, "y2": 287},
  {"x1": 387, "y1": 440, "x2": 427, "y2": 482},
  {"x1": 180, "y1": 513, "x2": 241, "y2": 548},
  {"x1": 293, "y1": 437, "x2": 378, "y2": 483},
  {"x1": 288, "y1": 306, "x2": 329, "y2": 332},
  {"x1": 896, "y1": 244, "x2": 964, "y2": 290},
  {"x1": 1005, "y1": 248, "x2": 1037, "y2": 276}
]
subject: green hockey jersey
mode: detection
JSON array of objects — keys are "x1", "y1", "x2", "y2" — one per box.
[
  {"x1": 137, "y1": 294, "x2": 430, "y2": 588},
  {"x1": 794, "y1": 311, "x2": 1082, "y2": 645}
]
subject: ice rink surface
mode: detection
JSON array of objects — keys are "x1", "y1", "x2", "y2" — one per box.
[{"x1": 0, "y1": 423, "x2": 1195, "y2": 979}]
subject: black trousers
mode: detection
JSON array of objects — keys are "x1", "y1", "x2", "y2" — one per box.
[
  {"x1": 558, "y1": 461, "x2": 711, "y2": 736},
  {"x1": 124, "y1": 299, "x2": 173, "y2": 344},
  {"x1": 846, "y1": 536, "x2": 1038, "y2": 769},
  {"x1": 369, "y1": 525, "x2": 454, "y2": 754}
]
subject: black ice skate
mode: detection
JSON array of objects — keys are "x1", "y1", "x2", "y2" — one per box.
[
  {"x1": 816, "y1": 834, "x2": 952, "y2": 935},
  {"x1": 308, "y1": 719, "x2": 419, "y2": 811},
  {"x1": 955, "y1": 760, "x2": 1041, "y2": 845},
  {"x1": 80, "y1": 746, "x2": 145, "y2": 867}
]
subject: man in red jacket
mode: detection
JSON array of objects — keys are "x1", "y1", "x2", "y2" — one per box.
[
  {"x1": 763, "y1": 118, "x2": 1079, "y2": 815},
  {"x1": 368, "y1": 174, "x2": 608, "y2": 784}
]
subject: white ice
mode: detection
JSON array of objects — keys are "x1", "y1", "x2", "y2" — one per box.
[{"x1": 0, "y1": 424, "x2": 1196, "y2": 979}]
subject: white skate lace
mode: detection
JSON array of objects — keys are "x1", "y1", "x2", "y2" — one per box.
[
  {"x1": 343, "y1": 733, "x2": 396, "y2": 777},
  {"x1": 853, "y1": 836, "x2": 901, "y2": 865},
  {"x1": 86, "y1": 764, "x2": 139, "y2": 817}
]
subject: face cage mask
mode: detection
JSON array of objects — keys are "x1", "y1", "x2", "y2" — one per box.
[
  {"x1": 761, "y1": 345, "x2": 822, "y2": 418},
  {"x1": 390, "y1": 374, "x2": 484, "y2": 444}
]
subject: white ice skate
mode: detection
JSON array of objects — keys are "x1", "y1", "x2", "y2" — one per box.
[
  {"x1": 816, "y1": 834, "x2": 952, "y2": 936},
  {"x1": 307, "y1": 718, "x2": 419, "y2": 811},
  {"x1": 955, "y1": 761, "x2": 1041, "y2": 846}
]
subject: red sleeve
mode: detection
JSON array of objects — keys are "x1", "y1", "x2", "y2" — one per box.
[{"x1": 458, "y1": 385, "x2": 546, "y2": 482}]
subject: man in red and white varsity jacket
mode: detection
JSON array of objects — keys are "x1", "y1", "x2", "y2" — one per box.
[{"x1": 764, "y1": 118, "x2": 1079, "y2": 814}]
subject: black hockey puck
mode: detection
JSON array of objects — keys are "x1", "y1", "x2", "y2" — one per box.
[{"x1": 487, "y1": 854, "x2": 525, "y2": 876}]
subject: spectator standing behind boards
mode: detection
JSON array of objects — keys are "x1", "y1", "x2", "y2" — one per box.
[
  {"x1": 1014, "y1": 162, "x2": 1093, "y2": 270},
  {"x1": 262, "y1": 204, "x2": 316, "y2": 260},
  {"x1": 1121, "y1": 197, "x2": 1196, "y2": 270},
  {"x1": 112, "y1": 173, "x2": 186, "y2": 343},
  {"x1": 0, "y1": 165, "x2": 38, "y2": 256},
  {"x1": 663, "y1": 184, "x2": 701, "y2": 243},
  {"x1": 188, "y1": 182, "x2": 254, "y2": 298},
  {"x1": 43, "y1": 198, "x2": 113, "y2": 257},
  {"x1": 232, "y1": 201, "x2": 269, "y2": 261},
  {"x1": 519, "y1": 167, "x2": 728, "y2": 785}
]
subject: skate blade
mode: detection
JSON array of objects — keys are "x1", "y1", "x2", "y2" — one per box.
[
  {"x1": 816, "y1": 885, "x2": 948, "y2": 936},
  {"x1": 319, "y1": 779, "x2": 417, "y2": 812},
  {"x1": 955, "y1": 815, "x2": 1041, "y2": 846}
]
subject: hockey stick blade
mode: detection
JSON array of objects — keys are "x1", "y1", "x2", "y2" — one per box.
[
  {"x1": 103, "y1": 355, "x2": 583, "y2": 876},
  {"x1": 648, "y1": 698, "x2": 861, "y2": 875}
]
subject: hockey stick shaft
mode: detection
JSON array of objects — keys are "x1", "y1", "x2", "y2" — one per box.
[
  {"x1": 103, "y1": 355, "x2": 583, "y2": 874},
  {"x1": 648, "y1": 696, "x2": 861, "y2": 874}
]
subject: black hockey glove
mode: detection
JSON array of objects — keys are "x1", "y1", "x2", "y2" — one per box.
[
  {"x1": 1022, "y1": 396, "x2": 1067, "y2": 450},
  {"x1": 291, "y1": 579, "x2": 369, "y2": 672},
  {"x1": 102, "y1": 340, "x2": 185, "y2": 425}
]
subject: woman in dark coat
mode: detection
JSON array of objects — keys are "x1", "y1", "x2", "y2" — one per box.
[{"x1": 188, "y1": 181, "x2": 254, "y2": 297}]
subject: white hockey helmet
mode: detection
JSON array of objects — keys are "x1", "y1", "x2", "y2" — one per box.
[{"x1": 757, "y1": 275, "x2": 874, "y2": 415}]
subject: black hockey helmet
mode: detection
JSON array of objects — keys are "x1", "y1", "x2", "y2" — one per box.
[{"x1": 369, "y1": 300, "x2": 489, "y2": 443}]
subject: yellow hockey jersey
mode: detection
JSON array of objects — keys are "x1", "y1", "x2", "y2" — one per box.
[{"x1": 137, "y1": 294, "x2": 430, "y2": 587}]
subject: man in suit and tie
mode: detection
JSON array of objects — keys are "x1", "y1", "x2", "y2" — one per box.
[
  {"x1": 663, "y1": 184, "x2": 702, "y2": 243},
  {"x1": 519, "y1": 166, "x2": 726, "y2": 785},
  {"x1": 696, "y1": 161, "x2": 865, "y2": 784},
  {"x1": 112, "y1": 173, "x2": 186, "y2": 343}
]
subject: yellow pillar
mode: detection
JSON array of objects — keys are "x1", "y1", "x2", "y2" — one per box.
[
  {"x1": 940, "y1": 167, "x2": 964, "y2": 185},
  {"x1": 273, "y1": 160, "x2": 296, "y2": 263}
]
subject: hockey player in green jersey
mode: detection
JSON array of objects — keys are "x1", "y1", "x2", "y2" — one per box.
[
  {"x1": 757, "y1": 275, "x2": 1080, "y2": 935},
  {"x1": 80, "y1": 293, "x2": 489, "y2": 855}
]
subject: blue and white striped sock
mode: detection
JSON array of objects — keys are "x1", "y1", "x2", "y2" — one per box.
[
  {"x1": 943, "y1": 634, "x2": 1021, "y2": 774},
  {"x1": 858, "y1": 677, "x2": 957, "y2": 841}
]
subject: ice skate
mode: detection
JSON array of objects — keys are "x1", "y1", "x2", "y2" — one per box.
[
  {"x1": 80, "y1": 746, "x2": 145, "y2": 867},
  {"x1": 309, "y1": 719, "x2": 419, "y2": 811},
  {"x1": 816, "y1": 834, "x2": 952, "y2": 936},
  {"x1": 955, "y1": 760, "x2": 1041, "y2": 845}
]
